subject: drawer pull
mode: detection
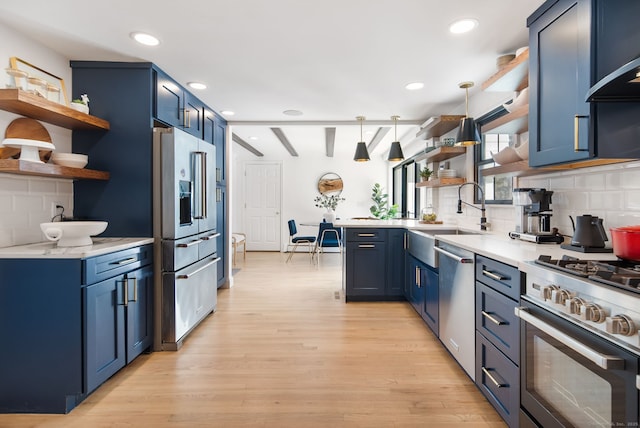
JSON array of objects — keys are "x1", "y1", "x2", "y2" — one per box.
[
  {"x1": 177, "y1": 239, "x2": 203, "y2": 248},
  {"x1": 357, "y1": 233, "x2": 376, "y2": 237},
  {"x1": 482, "y1": 269, "x2": 506, "y2": 281},
  {"x1": 201, "y1": 233, "x2": 221, "y2": 240},
  {"x1": 481, "y1": 367, "x2": 506, "y2": 388},
  {"x1": 482, "y1": 310, "x2": 506, "y2": 326},
  {"x1": 112, "y1": 257, "x2": 137, "y2": 266},
  {"x1": 358, "y1": 244, "x2": 375, "y2": 248},
  {"x1": 574, "y1": 115, "x2": 589, "y2": 152},
  {"x1": 177, "y1": 257, "x2": 220, "y2": 279}
]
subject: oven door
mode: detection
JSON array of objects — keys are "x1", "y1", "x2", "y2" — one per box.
[{"x1": 517, "y1": 298, "x2": 639, "y2": 427}]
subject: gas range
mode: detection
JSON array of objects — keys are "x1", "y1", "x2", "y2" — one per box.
[{"x1": 520, "y1": 255, "x2": 640, "y2": 356}]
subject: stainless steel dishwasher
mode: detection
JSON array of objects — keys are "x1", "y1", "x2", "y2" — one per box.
[{"x1": 434, "y1": 241, "x2": 475, "y2": 380}]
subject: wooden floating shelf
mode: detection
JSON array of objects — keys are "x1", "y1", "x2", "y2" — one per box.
[
  {"x1": 480, "y1": 158, "x2": 634, "y2": 178},
  {"x1": 416, "y1": 115, "x2": 465, "y2": 140},
  {"x1": 481, "y1": 105, "x2": 529, "y2": 134},
  {"x1": 482, "y1": 49, "x2": 529, "y2": 92},
  {"x1": 416, "y1": 177, "x2": 466, "y2": 188},
  {"x1": 0, "y1": 89, "x2": 110, "y2": 131},
  {"x1": 415, "y1": 146, "x2": 467, "y2": 163},
  {"x1": 0, "y1": 159, "x2": 110, "y2": 180}
]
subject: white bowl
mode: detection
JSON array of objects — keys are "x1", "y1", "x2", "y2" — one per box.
[
  {"x1": 40, "y1": 221, "x2": 107, "y2": 247},
  {"x1": 503, "y1": 87, "x2": 529, "y2": 112},
  {"x1": 514, "y1": 137, "x2": 529, "y2": 160},
  {"x1": 491, "y1": 146, "x2": 522, "y2": 165},
  {"x1": 69, "y1": 103, "x2": 89, "y2": 114},
  {"x1": 51, "y1": 153, "x2": 88, "y2": 168}
]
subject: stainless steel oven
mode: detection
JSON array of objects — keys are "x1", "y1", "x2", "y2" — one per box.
[{"x1": 518, "y1": 257, "x2": 640, "y2": 427}]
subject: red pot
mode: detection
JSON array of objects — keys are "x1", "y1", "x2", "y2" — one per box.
[{"x1": 610, "y1": 226, "x2": 640, "y2": 261}]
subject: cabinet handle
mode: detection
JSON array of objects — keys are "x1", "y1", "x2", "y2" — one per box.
[
  {"x1": 112, "y1": 257, "x2": 137, "y2": 266},
  {"x1": 403, "y1": 232, "x2": 407, "y2": 250},
  {"x1": 357, "y1": 233, "x2": 376, "y2": 237},
  {"x1": 482, "y1": 269, "x2": 506, "y2": 281},
  {"x1": 415, "y1": 266, "x2": 421, "y2": 287},
  {"x1": 482, "y1": 310, "x2": 506, "y2": 326},
  {"x1": 358, "y1": 244, "x2": 375, "y2": 248},
  {"x1": 574, "y1": 115, "x2": 589, "y2": 152},
  {"x1": 128, "y1": 277, "x2": 138, "y2": 303},
  {"x1": 183, "y1": 108, "x2": 191, "y2": 128},
  {"x1": 123, "y1": 278, "x2": 128, "y2": 307},
  {"x1": 177, "y1": 239, "x2": 203, "y2": 248},
  {"x1": 481, "y1": 367, "x2": 506, "y2": 388}
]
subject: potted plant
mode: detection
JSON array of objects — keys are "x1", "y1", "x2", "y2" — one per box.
[
  {"x1": 70, "y1": 94, "x2": 90, "y2": 114},
  {"x1": 369, "y1": 183, "x2": 398, "y2": 220},
  {"x1": 314, "y1": 193, "x2": 345, "y2": 223},
  {"x1": 419, "y1": 166, "x2": 432, "y2": 181}
]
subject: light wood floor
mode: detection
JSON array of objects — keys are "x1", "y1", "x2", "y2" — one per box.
[{"x1": 1, "y1": 251, "x2": 506, "y2": 427}]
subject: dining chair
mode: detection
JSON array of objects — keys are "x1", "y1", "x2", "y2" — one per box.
[
  {"x1": 314, "y1": 221, "x2": 342, "y2": 260},
  {"x1": 286, "y1": 219, "x2": 317, "y2": 262}
]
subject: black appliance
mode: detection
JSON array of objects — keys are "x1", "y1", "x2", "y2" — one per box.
[
  {"x1": 517, "y1": 255, "x2": 640, "y2": 427},
  {"x1": 561, "y1": 214, "x2": 613, "y2": 253}
]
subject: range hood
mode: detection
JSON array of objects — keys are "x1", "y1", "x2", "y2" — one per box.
[{"x1": 586, "y1": 56, "x2": 640, "y2": 102}]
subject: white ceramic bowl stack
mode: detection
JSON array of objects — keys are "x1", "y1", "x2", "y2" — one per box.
[
  {"x1": 51, "y1": 152, "x2": 88, "y2": 168},
  {"x1": 438, "y1": 169, "x2": 457, "y2": 179}
]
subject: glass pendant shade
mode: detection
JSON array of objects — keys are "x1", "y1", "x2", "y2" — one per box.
[
  {"x1": 388, "y1": 141, "x2": 404, "y2": 161},
  {"x1": 354, "y1": 142, "x2": 370, "y2": 161},
  {"x1": 353, "y1": 116, "x2": 370, "y2": 161},
  {"x1": 456, "y1": 117, "x2": 481, "y2": 146}
]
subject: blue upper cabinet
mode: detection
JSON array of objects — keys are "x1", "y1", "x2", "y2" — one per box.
[
  {"x1": 528, "y1": 0, "x2": 640, "y2": 167},
  {"x1": 155, "y1": 69, "x2": 204, "y2": 138},
  {"x1": 204, "y1": 108, "x2": 227, "y2": 185}
]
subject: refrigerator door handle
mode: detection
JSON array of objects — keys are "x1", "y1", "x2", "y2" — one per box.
[
  {"x1": 200, "y1": 151, "x2": 207, "y2": 219},
  {"x1": 193, "y1": 151, "x2": 207, "y2": 219}
]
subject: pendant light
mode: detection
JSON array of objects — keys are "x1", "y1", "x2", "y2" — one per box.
[
  {"x1": 455, "y1": 81, "x2": 482, "y2": 146},
  {"x1": 387, "y1": 115, "x2": 405, "y2": 161},
  {"x1": 353, "y1": 116, "x2": 370, "y2": 162}
]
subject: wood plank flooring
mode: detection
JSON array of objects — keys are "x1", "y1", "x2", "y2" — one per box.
[{"x1": 1, "y1": 251, "x2": 506, "y2": 427}]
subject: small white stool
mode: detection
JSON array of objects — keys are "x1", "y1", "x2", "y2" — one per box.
[{"x1": 231, "y1": 233, "x2": 246, "y2": 266}]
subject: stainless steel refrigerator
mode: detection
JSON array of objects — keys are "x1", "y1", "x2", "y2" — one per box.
[{"x1": 152, "y1": 127, "x2": 220, "y2": 351}]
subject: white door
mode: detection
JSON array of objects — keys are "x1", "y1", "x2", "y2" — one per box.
[{"x1": 244, "y1": 162, "x2": 282, "y2": 251}]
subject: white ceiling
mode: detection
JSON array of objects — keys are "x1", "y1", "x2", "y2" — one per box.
[{"x1": 0, "y1": 0, "x2": 545, "y2": 159}]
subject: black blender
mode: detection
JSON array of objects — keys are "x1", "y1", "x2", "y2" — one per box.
[{"x1": 509, "y1": 188, "x2": 564, "y2": 244}]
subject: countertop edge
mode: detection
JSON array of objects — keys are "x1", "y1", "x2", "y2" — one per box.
[{"x1": 0, "y1": 237, "x2": 155, "y2": 259}]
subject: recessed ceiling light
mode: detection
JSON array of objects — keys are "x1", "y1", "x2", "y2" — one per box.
[
  {"x1": 130, "y1": 32, "x2": 160, "y2": 46},
  {"x1": 187, "y1": 82, "x2": 207, "y2": 90},
  {"x1": 220, "y1": 110, "x2": 235, "y2": 116},
  {"x1": 405, "y1": 82, "x2": 424, "y2": 91},
  {"x1": 249, "y1": 136, "x2": 258, "y2": 140},
  {"x1": 449, "y1": 18, "x2": 479, "y2": 34},
  {"x1": 283, "y1": 109, "x2": 303, "y2": 116}
]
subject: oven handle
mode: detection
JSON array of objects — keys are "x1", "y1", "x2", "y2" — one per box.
[{"x1": 515, "y1": 306, "x2": 625, "y2": 370}]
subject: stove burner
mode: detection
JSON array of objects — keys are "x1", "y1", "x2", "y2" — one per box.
[{"x1": 535, "y1": 255, "x2": 640, "y2": 294}]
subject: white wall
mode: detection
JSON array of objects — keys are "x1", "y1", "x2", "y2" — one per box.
[
  {"x1": 0, "y1": 22, "x2": 74, "y2": 247},
  {"x1": 231, "y1": 140, "x2": 390, "y2": 251}
]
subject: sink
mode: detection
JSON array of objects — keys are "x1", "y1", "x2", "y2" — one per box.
[
  {"x1": 40, "y1": 221, "x2": 108, "y2": 247},
  {"x1": 433, "y1": 230, "x2": 482, "y2": 236}
]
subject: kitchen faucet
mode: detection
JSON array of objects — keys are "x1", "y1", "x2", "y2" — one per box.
[{"x1": 457, "y1": 181, "x2": 488, "y2": 231}]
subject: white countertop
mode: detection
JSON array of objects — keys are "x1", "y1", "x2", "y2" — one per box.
[
  {"x1": 335, "y1": 219, "x2": 618, "y2": 268},
  {"x1": 0, "y1": 237, "x2": 154, "y2": 259}
]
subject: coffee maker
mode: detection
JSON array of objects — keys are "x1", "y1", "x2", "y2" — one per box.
[{"x1": 509, "y1": 188, "x2": 564, "y2": 244}]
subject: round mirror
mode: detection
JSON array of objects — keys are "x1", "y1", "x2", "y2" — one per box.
[{"x1": 318, "y1": 172, "x2": 343, "y2": 195}]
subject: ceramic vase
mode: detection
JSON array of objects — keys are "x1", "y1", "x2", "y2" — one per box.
[{"x1": 323, "y1": 210, "x2": 336, "y2": 223}]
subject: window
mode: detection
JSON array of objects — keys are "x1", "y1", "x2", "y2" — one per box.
[{"x1": 474, "y1": 107, "x2": 515, "y2": 204}]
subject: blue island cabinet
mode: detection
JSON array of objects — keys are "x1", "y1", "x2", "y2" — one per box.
[{"x1": 0, "y1": 244, "x2": 153, "y2": 414}]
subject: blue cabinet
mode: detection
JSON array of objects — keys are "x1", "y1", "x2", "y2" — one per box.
[
  {"x1": 528, "y1": 0, "x2": 640, "y2": 166},
  {"x1": 345, "y1": 235, "x2": 387, "y2": 300},
  {"x1": 0, "y1": 244, "x2": 152, "y2": 414},
  {"x1": 474, "y1": 254, "x2": 522, "y2": 427},
  {"x1": 156, "y1": 69, "x2": 204, "y2": 138},
  {"x1": 406, "y1": 255, "x2": 439, "y2": 335},
  {"x1": 386, "y1": 229, "x2": 406, "y2": 297},
  {"x1": 407, "y1": 255, "x2": 425, "y2": 316}
]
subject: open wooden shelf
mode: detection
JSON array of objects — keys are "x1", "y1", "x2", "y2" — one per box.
[
  {"x1": 0, "y1": 89, "x2": 110, "y2": 131},
  {"x1": 480, "y1": 158, "x2": 635, "y2": 178},
  {"x1": 415, "y1": 115, "x2": 465, "y2": 140},
  {"x1": 415, "y1": 146, "x2": 466, "y2": 163},
  {"x1": 481, "y1": 105, "x2": 529, "y2": 134},
  {"x1": 0, "y1": 159, "x2": 109, "y2": 180},
  {"x1": 416, "y1": 177, "x2": 466, "y2": 188},
  {"x1": 482, "y1": 49, "x2": 529, "y2": 92}
]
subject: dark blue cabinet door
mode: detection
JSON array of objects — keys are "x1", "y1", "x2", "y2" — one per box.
[
  {"x1": 386, "y1": 229, "x2": 405, "y2": 297},
  {"x1": 422, "y1": 265, "x2": 439, "y2": 336},
  {"x1": 155, "y1": 70, "x2": 183, "y2": 129},
  {"x1": 183, "y1": 91, "x2": 205, "y2": 138},
  {"x1": 84, "y1": 276, "x2": 126, "y2": 393},
  {"x1": 126, "y1": 265, "x2": 153, "y2": 363},
  {"x1": 406, "y1": 255, "x2": 424, "y2": 316},
  {"x1": 346, "y1": 241, "x2": 387, "y2": 298},
  {"x1": 528, "y1": 0, "x2": 592, "y2": 166}
]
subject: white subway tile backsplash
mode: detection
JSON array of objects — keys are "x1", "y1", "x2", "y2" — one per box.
[
  {"x1": 548, "y1": 175, "x2": 575, "y2": 190},
  {"x1": 625, "y1": 190, "x2": 640, "y2": 210},
  {"x1": 29, "y1": 179, "x2": 58, "y2": 194},
  {"x1": 575, "y1": 173, "x2": 606, "y2": 190},
  {"x1": 0, "y1": 175, "x2": 29, "y2": 193},
  {"x1": 590, "y1": 191, "x2": 624, "y2": 211}
]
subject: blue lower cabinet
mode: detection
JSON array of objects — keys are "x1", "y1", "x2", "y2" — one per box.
[
  {"x1": 0, "y1": 245, "x2": 153, "y2": 414},
  {"x1": 476, "y1": 332, "x2": 519, "y2": 428},
  {"x1": 345, "y1": 239, "x2": 387, "y2": 300},
  {"x1": 386, "y1": 229, "x2": 406, "y2": 297}
]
